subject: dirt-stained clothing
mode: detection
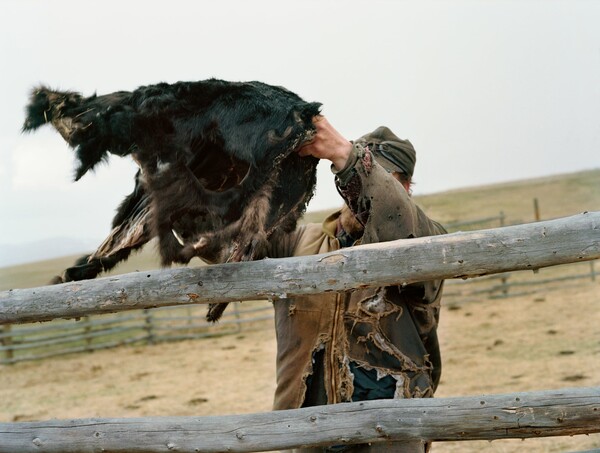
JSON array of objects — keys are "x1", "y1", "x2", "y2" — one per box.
[{"x1": 268, "y1": 143, "x2": 446, "y2": 412}]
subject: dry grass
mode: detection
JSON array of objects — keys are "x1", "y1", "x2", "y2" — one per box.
[
  {"x1": 1, "y1": 280, "x2": 598, "y2": 452},
  {"x1": 0, "y1": 326, "x2": 278, "y2": 422},
  {"x1": 436, "y1": 280, "x2": 600, "y2": 452},
  {"x1": 415, "y1": 168, "x2": 600, "y2": 226}
]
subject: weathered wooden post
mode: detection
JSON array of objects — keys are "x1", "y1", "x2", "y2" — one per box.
[
  {"x1": 82, "y1": 316, "x2": 93, "y2": 352},
  {"x1": 232, "y1": 303, "x2": 242, "y2": 333},
  {"x1": 0, "y1": 325, "x2": 14, "y2": 364},
  {"x1": 533, "y1": 198, "x2": 541, "y2": 221},
  {"x1": 498, "y1": 208, "x2": 508, "y2": 295},
  {"x1": 144, "y1": 309, "x2": 156, "y2": 345}
]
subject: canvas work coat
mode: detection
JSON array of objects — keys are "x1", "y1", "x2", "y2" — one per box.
[{"x1": 268, "y1": 143, "x2": 447, "y2": 410}]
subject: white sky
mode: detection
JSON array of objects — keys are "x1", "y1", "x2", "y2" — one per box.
[{"x1": 1, "y1": 0, "x2": 599, "y2": 260}]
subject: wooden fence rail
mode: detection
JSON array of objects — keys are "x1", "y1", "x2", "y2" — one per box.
[
  {"x1": 1, "y1": 211, "x2": 599, "y2": 325},
  {"x1": 0, "y1": 387, "x2": 597, "y2": 453},
  {"x1": 1, "y1": 259, "x2": 595, "y2": 364},
  {"x1": 444, "y1": 212, "x2": 505, "y2": 231},
  {"x1": 0, "y1": 212, "x2": 511, "y2": 364},
  {"x1": 443, "y1": 260, "x2": 597, "y2": 300}
]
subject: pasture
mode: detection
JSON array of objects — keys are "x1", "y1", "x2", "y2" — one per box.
[{"x1": 0, "y1": 168, "x2": 599, "y2": 452}]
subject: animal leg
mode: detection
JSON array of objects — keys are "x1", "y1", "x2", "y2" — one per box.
[{"x1": 205, "y1": 171, "x2": 279, "y2": 322}]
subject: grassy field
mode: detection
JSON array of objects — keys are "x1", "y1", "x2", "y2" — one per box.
[
  {"x1": 2, "y1": 168, "x2": 598, "y2": 291},
  {"x1": 415, "y1": 167, "x2": 600, "y2": 226},
  {"x1": 0, "y1": 168, "x2": 599, "y2": 452}
]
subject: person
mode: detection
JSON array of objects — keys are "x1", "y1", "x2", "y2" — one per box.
[{"x1": 267, "y1": 116, "x2": 447, "y2": 453}]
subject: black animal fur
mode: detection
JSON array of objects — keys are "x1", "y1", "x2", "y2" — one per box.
[{"x1": 23, "y1": 79, "x2": 321, "y2": 321}]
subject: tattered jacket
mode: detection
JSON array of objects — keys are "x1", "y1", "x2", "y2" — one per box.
[{"x1": 268, "y1": 144, "x2": 446, "y2": 410}]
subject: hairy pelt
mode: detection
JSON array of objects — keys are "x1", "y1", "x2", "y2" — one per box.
[{"x1": 23, "y1": 79, "x2": 321, "y2": 321}]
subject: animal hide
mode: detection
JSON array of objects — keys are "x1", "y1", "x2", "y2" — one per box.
[{"x1": 23, "y1": 79, "x2": 321, "y2": 321}]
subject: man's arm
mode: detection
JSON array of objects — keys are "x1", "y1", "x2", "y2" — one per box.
[
  {"x1": 299, "y1": 117, "x2": 445, "y2": 313},
  {"x1": 300, "y1": 116, "x2": 445, "y2": 241}
]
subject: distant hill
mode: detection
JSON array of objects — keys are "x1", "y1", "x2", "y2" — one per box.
[
  {"x1": 0, "y1": 239, "x2": 166, "y2": 291},
  {"x1": 0, "y1": 237, "x2": 100, "y2": 268},
  {"x1": 1, "y1": 168, "x2": 598, "y2": 291},
  {"x1": 415, "y1": 167, "x2": 599, "y2": 226}
]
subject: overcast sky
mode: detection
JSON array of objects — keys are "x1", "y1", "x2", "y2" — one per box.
[{"x1": 0, "y1": 0, "x2": 598, "y2": 265}]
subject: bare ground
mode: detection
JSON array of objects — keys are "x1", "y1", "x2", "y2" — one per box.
[{"x1": 1, "y1": 279, "x2": 599, "y2": 452}]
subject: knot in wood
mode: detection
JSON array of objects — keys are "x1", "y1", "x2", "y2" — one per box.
[{"x1": 318, "y1": 253, "x2": 347, "y2": 265}]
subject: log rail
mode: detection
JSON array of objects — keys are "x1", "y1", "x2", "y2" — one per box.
[
  {"x1": 0, "y1": 387, "x2": 598, "y2": 453},
  {"x1": 1, "y1": 212, "x2": 598, "y2": 325}
]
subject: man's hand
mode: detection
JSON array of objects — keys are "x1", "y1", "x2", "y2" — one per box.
[{"x1": 298, "y1": 116, "x2": 353, "y2": 171}]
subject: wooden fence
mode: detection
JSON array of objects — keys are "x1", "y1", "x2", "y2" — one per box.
[
  {"x1": 0, "y1": 211, "x2": 508, "y2": 365},
  {"x1": 1, "y1": 259, "x2": 596, "y2": 365},
  {"x1": 442, "y1": 259, "x2": 597, "y2": 302},
  {"x1": 0, "y1": 211, "x2": 599, "y2": 451},
  {"x1": 1, "y1": 388, "x2": 598, "y2": 453},
  {"x1": 0, "y1": 301, "x2": 272, "y2": 364},
  {"x1": 443, "y1": 211, "x2": 505, "y2": 232}
]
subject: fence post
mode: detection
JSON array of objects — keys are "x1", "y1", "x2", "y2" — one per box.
[
  {"x1": 533, "y1": 198, "x2": 541, "y2": 221},
  {"x1": 500, "y1": 274, "x2": 509, "y2": 296},
  {"x1": 232, "y1": 303, "x2": 242, "y2": 333},
  {"x1": 186, "y1": 306, "x2": 193, "y2": 328},
  {"x1": 144, "y1": 309, "x2": 156, "y2": 345},
  {"x1": 497, "y1": 211, "x2": 508, "y2": 295},
  {"x1": 83, "y1": 316, "x2": 93, "y2": 352},
  {"x1": 1, "y1": 325, "x2": 14, "y2": 364}
]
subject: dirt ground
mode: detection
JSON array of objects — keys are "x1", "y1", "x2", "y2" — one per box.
[{"x1": 1, "y1": 279, "x2": 599, "y2": 452}]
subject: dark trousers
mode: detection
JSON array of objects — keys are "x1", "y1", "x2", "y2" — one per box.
[
  {"x1": 290, "y1": 351, "x2": 428, "y2": 453},
  {"x1": 292, "y1": 440, "x2": 427, "y2": 453}
]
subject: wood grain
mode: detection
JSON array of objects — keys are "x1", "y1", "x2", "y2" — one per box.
[{"x1": 0, "y1": 387, "x2": 597, "y2": 452}]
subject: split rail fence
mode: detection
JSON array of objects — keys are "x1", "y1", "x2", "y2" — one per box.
[
  {"x1": 1, "y1": 260, "x2": 596, "y2": 365},
  {"x1": 0, "y1": 212, "x2": 505, "y2": 365},
  {"x1": 0, "y1": 211, "x2": 599, "y2": 452},
  {"x1": 0, "y1": 301, "x2": 272, "y2": 364},
  {"x1": 3, "y1": 211, "x2": 590, "y2": 366}
]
